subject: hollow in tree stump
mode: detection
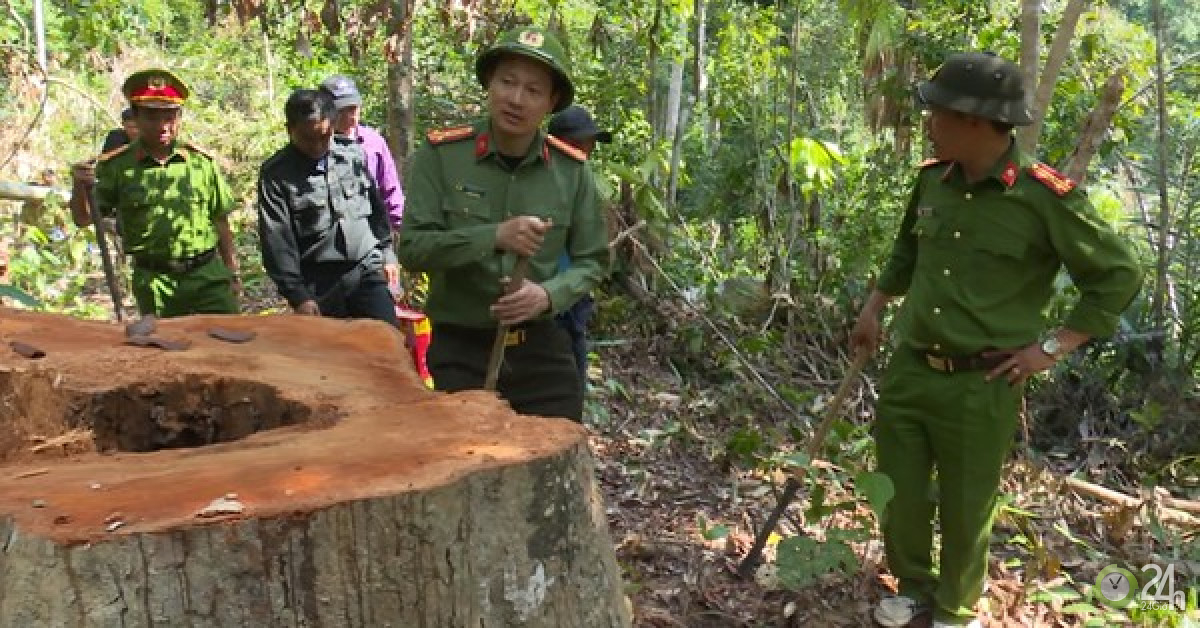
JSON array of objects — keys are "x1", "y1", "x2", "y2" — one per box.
[{"x1": 0, "y1": 308, "x2": 630, "y2": 627}]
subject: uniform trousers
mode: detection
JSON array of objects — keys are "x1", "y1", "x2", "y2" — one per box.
[
  {"x1": 131, "y1": 255, "x2": 238, "y2": 317},
  {"x1": 874, "y1": 347, "x2": 1021, "y2": 624},
  {"x1": 429, "y1": 320, "x2": 582, "y2": 421}
]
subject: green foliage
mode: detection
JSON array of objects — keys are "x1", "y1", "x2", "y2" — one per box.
[{"x1": 775, "y1": 531, "x2": 860, "y2": 590}]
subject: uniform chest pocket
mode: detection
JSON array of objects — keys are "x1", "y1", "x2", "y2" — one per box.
[
  {"x1": 442, "y1": 193, "x2": 491, "y2": 227},
  {"x1": 973, "y1": 233, "x2": 1027, "y2": 260},
  {"x1": 910, "y1": 212, "x2": 942, "y2": 239},
  {"x1": 119, "y1": 182, "x2": 150, "y2": 208},
  {"x1": 292, "y1": 198, "x2": 331, "y2": 237}
]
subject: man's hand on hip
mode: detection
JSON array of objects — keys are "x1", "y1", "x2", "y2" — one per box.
[
  {"x1": 495, "y1": 216, "x2": 551, "y2": 258},
  {"x1": 491, "y1": 280, "x2": 550, "y2": 326}
]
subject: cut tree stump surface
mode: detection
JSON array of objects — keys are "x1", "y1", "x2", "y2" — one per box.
[{"x1": 0, "y1": 308, "x2": 629, "y2": 627}]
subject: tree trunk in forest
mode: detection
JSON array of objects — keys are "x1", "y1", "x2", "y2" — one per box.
[
  {"x1": 1017, "y1": 0, "x2": 1041, "y2": 152},
  {"x1": 1149, "y1": 0, "x2": 1173, "y2": 331},
  {"x1": 1061, "y1": 71, "x2": 1125, "y2": 182},
  {"x1": 1019, "y1": 0, "x2": 1089, "y2": 154},
  {"x1": 0, "y1": 310, "x2": 630, "y2": 628},
  {"x1": 386, "y1": 0, "x2": 417, "y2": 173},
  {"x1": 693, "y1": 0, "x2": 707, "y2": 108}
]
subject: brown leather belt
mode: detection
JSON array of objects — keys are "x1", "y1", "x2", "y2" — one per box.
[{"x1": 917, "y1": 349, "x2": 1008, "y2": 373}]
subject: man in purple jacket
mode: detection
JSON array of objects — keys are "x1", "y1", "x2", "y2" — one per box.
[{"x1": 319, "y1": 75, "x2": 405, "y2": 229}]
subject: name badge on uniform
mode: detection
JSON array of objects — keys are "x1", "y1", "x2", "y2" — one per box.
[{"x1": 456, "y1": 182, "x2": 486, "y2": 199}]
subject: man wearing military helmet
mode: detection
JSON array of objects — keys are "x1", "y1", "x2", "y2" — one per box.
[
  {"x1": 851, "y1": 52, "x2": 1141, "y2": 628},
  {"x1": 70, "y1": 68, "x2": 240, "y2": 318},
  {"x1": 398, "y1": 26, "x2": 607, "y2": 422}
]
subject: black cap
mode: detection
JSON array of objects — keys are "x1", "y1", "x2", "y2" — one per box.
[
  {"x1": 319, "y1": 74, "x2": 363, "y2": 110},
  {"x1": 548, "y1": 105, "x2": 612, "y2": 143}
]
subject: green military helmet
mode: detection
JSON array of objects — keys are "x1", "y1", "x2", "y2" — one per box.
[
  {"x1": 917, "y1": 52, "x2": 1033, "y2": 126},
  {"x1": 476, "y1": 26, "x2": 574, "y2": 112}
]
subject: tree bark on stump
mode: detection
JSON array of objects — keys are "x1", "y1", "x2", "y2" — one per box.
[{"x1": 0, "y1": 309, "x2": 630, "y2": 627}]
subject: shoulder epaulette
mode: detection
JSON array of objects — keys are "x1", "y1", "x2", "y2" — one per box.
[
  {"x1": 918, "y1": 158, "x2": 947, "y2": 169},
  {"x1": 97, "y1": 143, "x2": 130, "y2": 163},
  {"x1": 546, "y1": 134, "x2": 586, "y2": 162},
  {"x1": 1028, "y1": 162, "x2": 1076, "y2": 196},
  {"x1": 426, "y1": 126, "x2": 475, "y2": 145},
  {"x1": 180, "y1": 141, "x2": 215, "y2": 159}
]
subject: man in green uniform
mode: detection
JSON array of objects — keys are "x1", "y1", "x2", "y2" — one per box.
[
  {"x1": 398, "y1": 27, "x2": 608, "y2": 422},
  {"x1": 70, "y1": 68, "x2": 240, "y2": 317},
  {"x1": 850, "y1": 52, "x2": 1141, "y2": 628}
]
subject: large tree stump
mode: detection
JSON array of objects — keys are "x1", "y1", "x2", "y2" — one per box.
[{"x1": 0, "y1": 308, "x2": 630, "y2": 627}]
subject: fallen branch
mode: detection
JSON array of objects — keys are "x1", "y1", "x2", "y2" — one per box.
[
  {"x1": 1063, "y1": 475, "x2": 1200, "y2": 526},
  {"x1": 28, "y1": 428, "x2": 93, "y2": 453}
]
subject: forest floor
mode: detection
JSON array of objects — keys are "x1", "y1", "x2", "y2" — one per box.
[{"x1": 588, "y1": 328, "x2": 1197, "y2": 627}]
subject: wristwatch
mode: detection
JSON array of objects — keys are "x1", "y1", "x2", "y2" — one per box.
[{"x1": 1039, "y1": 336, "x2": 1066, "y2": 360}]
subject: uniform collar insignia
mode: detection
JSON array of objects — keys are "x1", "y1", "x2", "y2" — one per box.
[
  {"x1": 1000, "y1": 161, "x2": 1018, "y2": 187},
  {"x1": 474, "y1": 133, "x2": 490, "y2": 159}
]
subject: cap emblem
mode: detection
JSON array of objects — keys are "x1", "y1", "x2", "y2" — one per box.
[
  {"x1": 519, "y1": 30, "x2": 544, "y2": 47},
  {"x1": 148, "y1": 76, "x2": 166, "y2": 89}
]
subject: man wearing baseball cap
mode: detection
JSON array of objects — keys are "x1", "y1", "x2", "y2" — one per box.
[
  {"x1": 70, "y1": 68, "x2": 240, "y2": 317},
  {"x1": 318, "y1": 74, "x2": 405, "y2": 230},
  {"x1": 851, "y1": 52, "x2": 1141, "y2": 627},
  {"x1": 548, "y1": 104, "x2": 612, "y2": 389},
  {"x1": 398, "y1": 26, "x2": 609, "y2": 422}
]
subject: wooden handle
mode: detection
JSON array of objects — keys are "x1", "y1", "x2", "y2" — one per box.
[{"x1": 483, "y1": 257, "x2": 532, "y2": 391}]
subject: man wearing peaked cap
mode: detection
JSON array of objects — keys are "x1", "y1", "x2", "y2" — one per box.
[
  {"x1": 851, "y1": 51, "x2": 1141, "y2": 628},
  {"x1": 398, "y1": 25, "x2": 609, "y2": 423},
  {"x1": 70, "y1": 67, "x2": 241, "y2": 318}
]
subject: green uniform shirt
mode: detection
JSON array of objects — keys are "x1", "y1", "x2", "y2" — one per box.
[
  {"x1": 877, "y1": 143, "x2": 1142, "y2": 354},
  {"x1": 95, "y1": 140, "x2": 233, "y2": 259},
  {"x1": 398, "y1": 121, "x2": 608, "y2": 328}
]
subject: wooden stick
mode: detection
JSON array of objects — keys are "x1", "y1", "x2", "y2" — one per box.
[
  {"x1": 483, "y1": 257, "x2": 530, "y2": 391},
  {"x1": 737, "y1": 350, "x2": 869, "y2": 578}
]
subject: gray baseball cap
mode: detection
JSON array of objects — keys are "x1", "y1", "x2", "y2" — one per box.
[{"x1": 319, "y1": 74, "x2": 363, "y2": 110}]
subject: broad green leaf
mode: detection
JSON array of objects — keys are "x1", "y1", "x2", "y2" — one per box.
[
  {"x1": 776, "y1": 535, "x2": 858, "y2": 590},
  {"x1": 0, "y1": 284, "x2": 41, "y2": 308},
  {"x1": 854, "y1": 471, "x2": 895, "y2": 521}
]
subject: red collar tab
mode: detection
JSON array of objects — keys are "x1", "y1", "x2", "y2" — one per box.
[
  {"x1": 1000, "y1": 161, "x2": 1018, "y2": 187},
  {"x1": 474, "y1": 133, "x2": 490, "y2": 158},
  {"x1": 542, "y1": 142, "x2": 551, "y2": 163}
]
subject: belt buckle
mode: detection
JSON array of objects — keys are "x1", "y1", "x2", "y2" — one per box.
[
  {"x1": 504, "y1": 329, "x2": 526, "y2": 347},
  {"x1": 925, "y1": 354, "x2": 953, "y2": 373}
]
